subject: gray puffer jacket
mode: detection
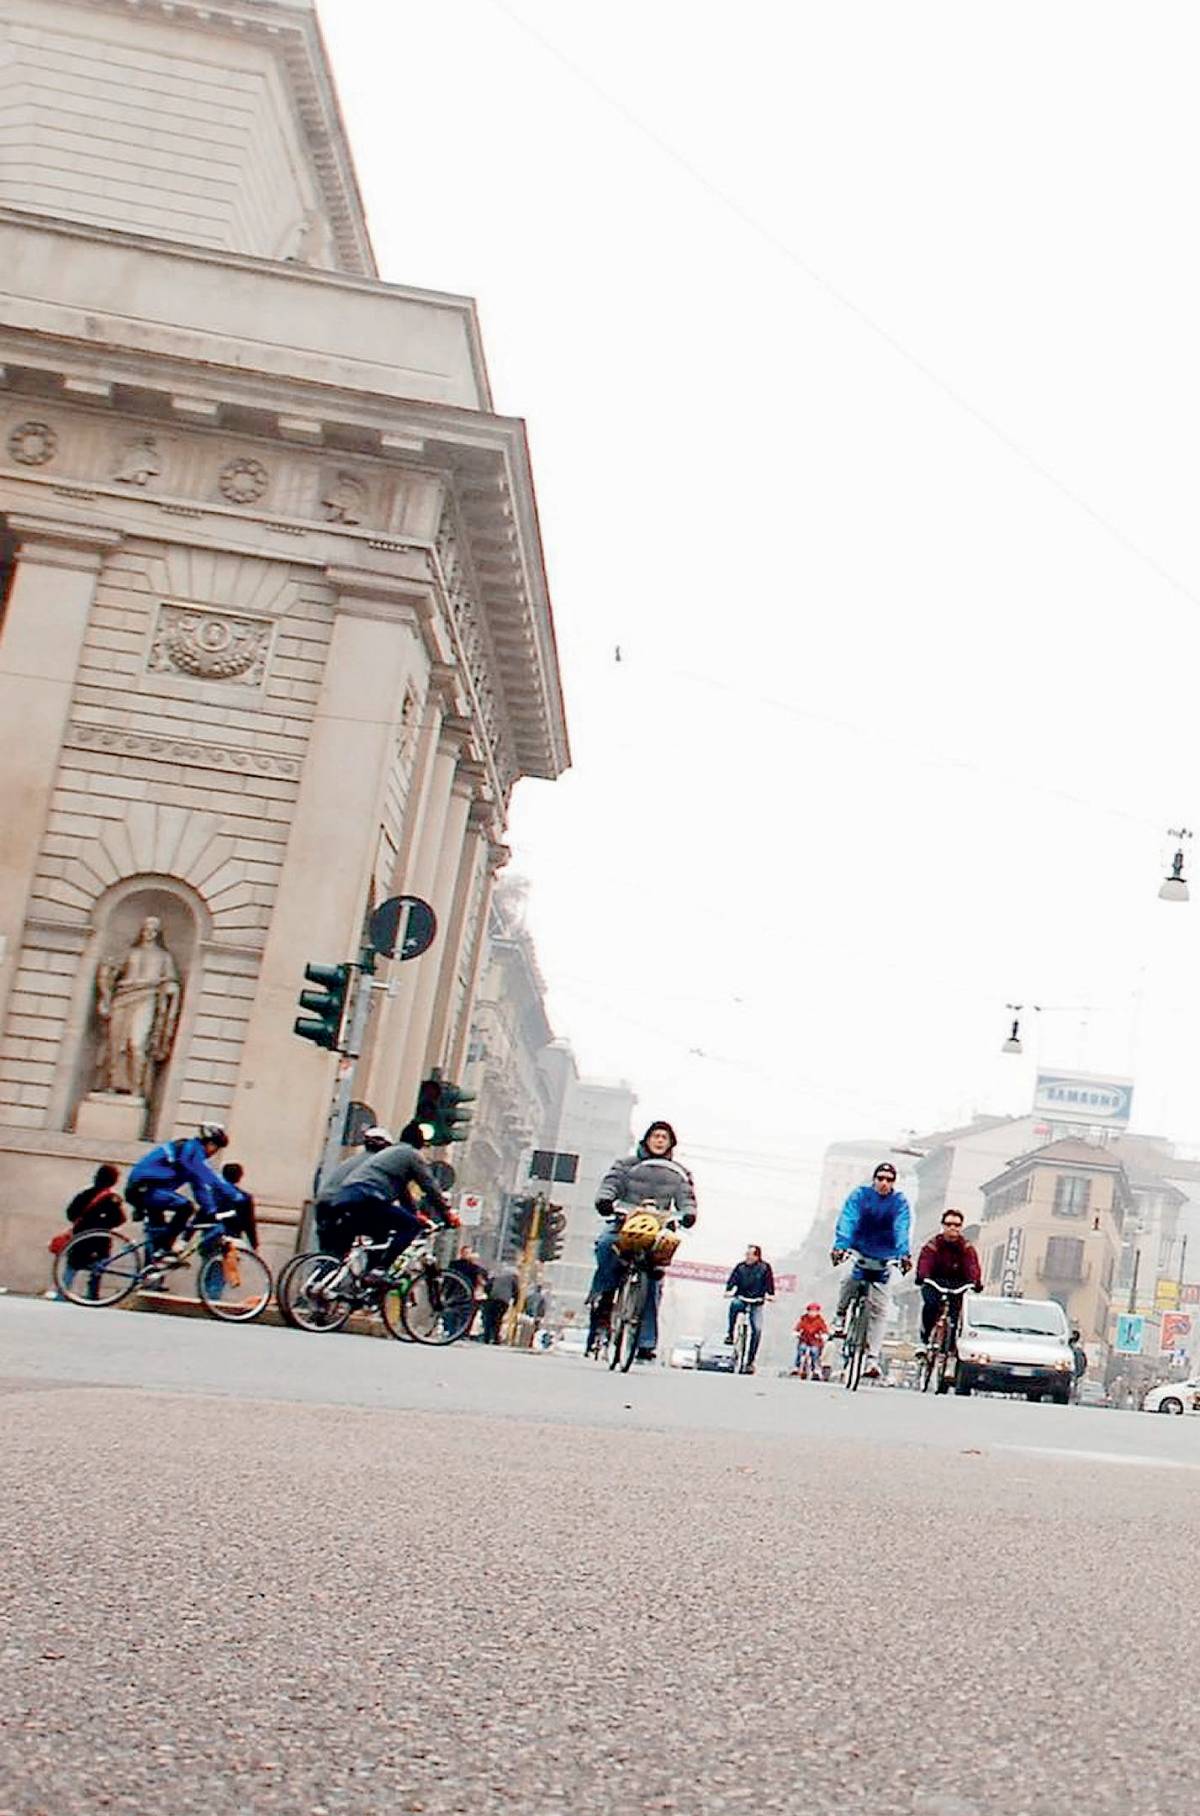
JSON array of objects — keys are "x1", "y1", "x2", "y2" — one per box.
[{"x1": 597, "y1": 1152, "x2": 697, "y2": 1220}]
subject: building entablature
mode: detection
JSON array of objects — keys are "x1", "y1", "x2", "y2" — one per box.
[{"x1": 0, "y1": 326, "x2": 568, "y2": 790}]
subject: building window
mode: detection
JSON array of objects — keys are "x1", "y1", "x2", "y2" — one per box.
[
  {"x1": 1043, "y1": 1236, "x2": 1085, "y2": 1281},
  {"x1": 1053, "y1": 1175, "x2": 1091, "y2": 1218}
]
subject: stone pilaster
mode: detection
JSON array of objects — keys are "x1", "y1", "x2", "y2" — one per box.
[{"x1": 0, "y1": 515, "x2": 121, "y2": 1040}]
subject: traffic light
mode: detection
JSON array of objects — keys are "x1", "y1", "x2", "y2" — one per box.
[
  {"x1": 293, "y1": 962, "x2": 349, "y2": 1050},
  {"x1": 440, "y1": 1081, "x2": 475, "y2": 1143},
  {"x1": 414, "y1": 1076, "x2": 476, "y2": 1145},
  {"x1": 539, "y1": 1205, "x2": 566, "y2": 1264},
  {"x1": 503, "y1": 1195, "x2": 536, "y2": 1261}
]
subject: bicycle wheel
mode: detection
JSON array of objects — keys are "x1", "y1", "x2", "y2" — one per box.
[
  {"x1": 56, "y1": 1230, "x2": 147, "y2": 1307},
  {"x1": 733, "y1": 1316, "x2": 751, "y2": 1375},
  {"x1": 378, "y1": 1271, "x2": 414, "y2": 1341},
  {"x1": 844, "y1": 1294, "x2": 868, "y2": 1392},
  {"x1": 920, "y1": 1323, "x2": 942, "y2": 1393},
  {"x1": 399, "y1": 1269, "x2": 474, "y2": 1345},
  {"x1": 609, "y1": 1272, "x2": 645, "y2": 1373},
  {"x1": 197, "y1": 1241, "x2": 272, "y2": 1323},
  {"x1": 934, "y1": 1342, "x2": 953, "y2": 1395},
  {"x1": 279, "y1": 1252, "x2": 354, "y2": 1333}
]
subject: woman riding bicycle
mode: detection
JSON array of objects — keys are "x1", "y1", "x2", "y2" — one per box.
[{"x1": 593, "y1": 1120, "x2": 697, "y2": 1361}]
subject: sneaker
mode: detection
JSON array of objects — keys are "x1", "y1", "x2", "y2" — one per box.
[
  {"x1": 863, "y1": 1359, "x2": 882, "y2": 1380},
  {"x1": 636, "y1": 1347, "x2": 656, "y2": 1362},
  {"x1": 913, "y1": 1345, "x2": 927, "y2": 1362},
  {"x1": 828, "y1": 1325, "x2": 846, "y2": 1340}
]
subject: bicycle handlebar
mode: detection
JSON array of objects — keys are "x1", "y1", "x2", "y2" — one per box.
[{"x1": 922, "y1": 1280, "x2": 975, "y2": 1295}]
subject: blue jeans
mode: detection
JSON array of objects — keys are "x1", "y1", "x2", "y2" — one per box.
[{"x1": 727, "y1": 1298, "x2": 763, "y2": 1362}]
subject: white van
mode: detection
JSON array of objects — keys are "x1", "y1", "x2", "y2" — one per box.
[{"x1": 954, "y1": 1295, "x2": 1075, "y2": 1403}]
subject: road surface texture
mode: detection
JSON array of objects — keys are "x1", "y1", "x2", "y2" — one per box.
[{"x1": 3, "y1": 1298, "x2": 1198, "y2": 1816}]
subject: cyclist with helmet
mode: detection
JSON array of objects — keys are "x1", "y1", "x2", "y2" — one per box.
[
  {"x1": 314, "y1": 1125, "x2": 394, "y2": 1254},
  {"x1": 593, "y1": 1120, "x2": 697, "y2": 1361},
  {"x1": 324, "y1": 1126, "x2": 458, "y2": 1271},
  {"x1": 124, "y1": 1123, "x2": 238, "y2": 1259},
  {"x1": 830, "y1": 1160, "x2": 913, "y2": 1379}
]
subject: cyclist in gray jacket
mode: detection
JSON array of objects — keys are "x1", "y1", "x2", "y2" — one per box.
[{"x1": 593, "y1": 1120, "x2": 697, "y2": 1360}]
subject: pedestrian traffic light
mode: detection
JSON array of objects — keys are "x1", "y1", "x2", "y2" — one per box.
[
  {"x1": 503, "y1": 1195, "x2": 535, "y2": 1261},
  {"x1": 293, "y1": 962, "x2": 350, "y2": 1050},
  {"x1": 539, "y1": 1205, "x2": 567, "y2": 1264},
  {"x1": 414, "y1": 1076, "x2": 476, "y2": 1145}
]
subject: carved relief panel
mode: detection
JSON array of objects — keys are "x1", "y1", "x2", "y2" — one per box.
[{"x1": 147, "y1": 602, "x2": 274, "y2": 689}]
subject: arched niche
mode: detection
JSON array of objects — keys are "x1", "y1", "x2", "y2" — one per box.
[{"x1": 66, "y1": 875, "x2": 209, "y2": 1142}]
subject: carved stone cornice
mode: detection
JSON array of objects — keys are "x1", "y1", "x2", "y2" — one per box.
[
  {"x1": 8, "y1": 512, "x2": 122, "y2": 572},
  {"x1": 65, "y1": 721, "x2": 302, "y2": 780}
]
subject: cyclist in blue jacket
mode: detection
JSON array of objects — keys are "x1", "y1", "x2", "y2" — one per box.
[
  {"x1": 829, "y1": 1160, "x2": 912, "y2": 1378},
  {"x1": 125, "y1": 1123, "x2": 237, "y2": 1259}
]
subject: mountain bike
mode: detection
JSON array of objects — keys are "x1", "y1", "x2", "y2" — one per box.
[
  {"x1": 278, "y1": 1234, "x2": 474, "y2": 1344},
  {"x1": 838, "y1": 1255, "x2": 893, "y2": 1392},
  {"x1": 729, "y1": 1296, "x2": 766, "y2": 1375},
  {"x1": 919, "y1": 1281, "x2": 973, "y2": 1395},
  {"x1": 54, "y1": 1217, "x2": 272, "y2": 1322}
]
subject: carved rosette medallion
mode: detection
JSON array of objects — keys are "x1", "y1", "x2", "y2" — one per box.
[
  {"x1": 7, "y1": 421, "x2": 58, "y2": 466},
  {"x1": 148, "y1": 604, "x2": 272, "y2": 687},
  {"x1": 219, "y1": 457, "x2": 270, "y2": 505}
]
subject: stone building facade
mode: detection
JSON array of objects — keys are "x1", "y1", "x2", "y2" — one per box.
[{"x1": 0, "y1": 0, "x2": 568, "y2": 1287}]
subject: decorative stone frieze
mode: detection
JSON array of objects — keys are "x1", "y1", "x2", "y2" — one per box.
[
  {"x1": 148, "y1": 603, "x2": 273, "y2": 687},
  {"x1": 67, "y1": 722, "x2": 300, "y2": 779},
  {"x1": 219, "y1": 457, "x2": 270, "y2": 505},
  {"x1": 7, "y1": 421, "x2": 57, "y2": 466},
  {"x1": 112, "y1": 436, "x2": 162, "y2": 486},
  {"x1": 321, "y1": 472, "x2": 367, "y2": 525}
]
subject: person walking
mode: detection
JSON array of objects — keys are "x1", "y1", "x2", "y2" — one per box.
[
  {"x1": 1070, "y1": 1329, "x2": 1088, "y2": 1403},
  {"x1": 482, "y1": 1261, "x2": 518, "y2": 1344}
]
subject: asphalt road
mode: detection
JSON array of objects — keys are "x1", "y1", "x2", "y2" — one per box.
[{"x1": 3, "y1": 1298, "x2": 1199, "y2": 1816}]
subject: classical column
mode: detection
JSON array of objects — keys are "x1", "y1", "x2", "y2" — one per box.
[
  {"x1": 361, "y1": 710, "x2": 459, "y2": 1128},
  {"x1": 0, "y1": 515, "x2": 121, "y2": 1037},
  {"x1": 443, "y1": 830, "x2": 506, "y2": 1082},
  {"x1": 424, "y1": 799, "x2": 492, "y2": 1078},
  {"x1": 229, "y1": 574, "x2": 428, "y2": 1210},
  {"x1": 384, "y1": 759, "x2": 474, "y2": 1132}
]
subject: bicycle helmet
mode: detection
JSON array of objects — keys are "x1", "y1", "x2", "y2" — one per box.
[
  {"x1": 198, "y1": 1122, "x2": 229, "y2": 1148},
  {"x1": 615, "y1": 1209, "x2": 661, "y2": 1256},
  {"x1": 362, "y1": 1126, "x2": 393, "y2": 1150},
  {"x1": 806, "y1": 1301, "x2": 821, "y2": 1312}
]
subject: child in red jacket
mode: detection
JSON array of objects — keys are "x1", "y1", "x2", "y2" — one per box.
[{"x1": 793, "y1": 1303, "x2": 829, "y2": 1377}]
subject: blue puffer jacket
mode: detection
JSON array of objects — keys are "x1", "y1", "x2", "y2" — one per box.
[{"x1": 834, "y1": 1184, "x2": 911, "y2": 1261}]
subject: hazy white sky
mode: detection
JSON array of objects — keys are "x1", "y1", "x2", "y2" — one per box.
[{"x1": 323, "y1": 0, "x2": 1200, "y2": 1255}]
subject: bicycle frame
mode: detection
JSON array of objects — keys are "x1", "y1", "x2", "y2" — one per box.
[
  {"x1": 840, "y1": 1255, "x2": 892, "y2": 1392},
  {"x1": 920, "y1": 1281, "x2": 973, "y2": 1395},
  {"x1": 730, "y1": 1297, "x2": 766, "y2": 1375}
]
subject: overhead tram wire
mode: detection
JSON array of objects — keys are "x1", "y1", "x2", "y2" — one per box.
[{"x1": 484, "y1": 0, "x2": 1200, "y2": 627}]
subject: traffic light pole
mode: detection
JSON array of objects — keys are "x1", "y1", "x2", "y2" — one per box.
[
  {"x1": 508, "y1": 1192, "x2": 545, "y2": 1346},
  {"x1": 315, "y1": 946, "x2": 378, "y2": 1195}
]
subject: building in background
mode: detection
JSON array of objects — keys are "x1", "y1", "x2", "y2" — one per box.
[
  {"x1": 978, "y1": 1138, "x2": 1132, "y2": 1356},
  {"x1": 0, "y1": 0, "x2": 568, "y2": 1287},
  {"x1": 539, "y1": 1074, "x2": 637, "y2": 1314}
]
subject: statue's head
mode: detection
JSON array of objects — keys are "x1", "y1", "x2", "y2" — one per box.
[{"x1": 138, "y1": 916, "x2": 163, "y2": 945}]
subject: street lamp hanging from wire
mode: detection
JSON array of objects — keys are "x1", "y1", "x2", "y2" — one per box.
[
  {"x1": 1002, "y1": 1004, "x2": 1023, "y2": 1055},
  {"x1": 1159, "y1": 828, "x2": 1193, "y2": 903}
]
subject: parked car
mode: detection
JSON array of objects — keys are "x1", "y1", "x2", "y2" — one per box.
[
  {"x1": 953, "y1": 1295, "x2": 1075, "y2": 1402},
  {"x1": 1076, "y1": 1379, "x2": 1111, "y2": 1408},
  {"x1": 1143, "y1": 1377, "x2": 1200, "y2": 1416},
  {"x1": 695, "y1": 1336, "x2": 737, "y2": 1374}
]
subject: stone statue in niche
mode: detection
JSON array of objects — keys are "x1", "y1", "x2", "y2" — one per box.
[
  {"x1": 94, "y1": 916, "x2": 182, "y2": 1098},
  {"x1": 113, "y1": 435, "x2": 162, "y2": 487},
  {"x1": 322, "y1": 472, "x2": 367, "y2": 525}
]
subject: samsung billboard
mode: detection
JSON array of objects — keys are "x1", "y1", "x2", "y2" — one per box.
[{"x1": 1033, "y1": 1070, "x2": 1133, "y2": 1129}]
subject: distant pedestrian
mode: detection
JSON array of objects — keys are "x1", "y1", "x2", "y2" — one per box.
[
  {"x1": 482, "y1": 1262, "x2": 518, "y2": 1344},
  {"x1": 451, "y1": 1244, "x2": 489, "y2": 1302},
  {"x1": 1070, "y1": 1329, "x2": 1088, "y2": 1402},
  {"x1": 51, "y1": 1164, "x2": 125, "y2": 1300}
]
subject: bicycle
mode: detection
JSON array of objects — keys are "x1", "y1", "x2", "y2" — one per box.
[
  {"x1": 278, "y1": 1234, "x2": 474, "y2": 1345},
  {"x1": 54, "y1": 1217, "x2": 272, "y2": 1323},
  {"x1": 837, "y1": 1253, "x2": 894, "y2": 1392},
  {"x1": 607, "y1": 1206, "x2": 684, "y2": 1374},
  {"x1": 794, "y1": 1341, "x2": 825, "y2": 1381},
  {"x1": 919, "y1": 1281, "x2": 973, "y2": 1395},
  {"x1": 729, "y1": 1296, "x2": 766, "y2": 1375}
]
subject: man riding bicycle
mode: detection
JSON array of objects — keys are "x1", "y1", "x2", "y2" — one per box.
[
  {"x1": 915, "y1": 1208, "x2": 981, "y2": 1355},
  {"x1": 724, "y1": 1244, "x2": 775, "y2": 1372},
  {"x1": 830, "y1": 1160, "x2": 912, "y2": 1379},
  {"x1": 324, "y1": 1127, "x2": 458, "y2": 1273},
  {"x1": 594, "y1": 1120, "x2": 697, "y2": 1361},
  {"x1": 124, "y1": 1123, "x2": 239, "y2": 1262}
]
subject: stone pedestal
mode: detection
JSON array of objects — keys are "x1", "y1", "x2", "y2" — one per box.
[{"x1": 74, "y1": 1093, "x2": 147, "y2": 1141}]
